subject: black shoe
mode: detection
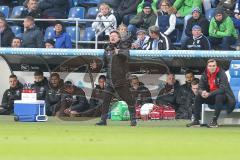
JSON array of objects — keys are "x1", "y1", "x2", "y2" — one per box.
[
  {"x1": 186, "y1": 120, "x2": 200, "y2": 127},
  {"x1": 130, "y1": 119, "x2": 137, "y2": 126},
  {"x1": 95, "y1": 120, "x2": 107, "y2": 126},
  {"x1": 207, "y1": 120, "x2": 218, "y2": 128}
]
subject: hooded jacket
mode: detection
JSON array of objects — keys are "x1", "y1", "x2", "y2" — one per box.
[
  {"x1": 1, "y1": 82, "x2": 23, "y2": 113},
  {"x1": 209, "y1": 13, "x2": 238, "y2": 39},
  {"x1": 53, "y1": 31, "x2": 72, "y2": 48},
  {"x1": 129, "y1": 11, "x2": 157, "y2": 31},
  {"x1": 31, "y1": 77, "x2": 49, "y2": 100},
  {"x1": 0, "y1": 27, "x2": 15, "y2": 47},
  {"x1": 199, "y1": 68, "x2": 236, "y2": 113},
  {"x1": 45, "y1": 79, "x2": 64, "y2": 115},
  {"x1": 130, "y1": 82, "x2": 153, "y2": 106},
  {"x1": 185, "y1": 15, "x2": 209, "y2": 37},
  {"x1": 57, "y1": 86, "x2": 89, "y2": 112},
  {"x1": 22, "y1": 25, "x2": 44, "y2": 48},
  {"x1": 102, "y1": 41, "x2": 131, "y2": 87}
]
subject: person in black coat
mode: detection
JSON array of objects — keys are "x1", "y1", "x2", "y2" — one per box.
[
  {"x1": 185, "y1": 7, "x2": 209, "y2": 38},
  {"x1": 90, "y1": 30, "x2": 137, "y2": 126},
  {"x1": 31, "y1": 70, "x2": 49, "y2": 100},
  {"x1": 54, "y1": 81, "x2": 89, "y2": 117},
  {"x1": 0, "y1": 75, "x2": 23, "y2": 115},
  {"x1": 0, "y1": 17, "x2": 15, "y2": 47},
  {"x1": 182, "y1": 25, "x2": 211, "y2": 50},
  {"x1": 156, "y1": 73, "x2": 180, "y2": 108},
  {"x1": 79, "y1": 75, "x2": 106, "y2": 117},
  {"x1": 130, "y1": 75, "x2": 153, "y2": 106},
  {"x1": 19, "y1": 0, "x2": 42, "y2": 19},
  {"x1": 114, "y1": 0, "x2": 141, "y2": 25},
  {"x1": 176, "y1": 79, "x2": 199, "y2": 119},
  {"x1": 22, "y1": 16, "x2": 44, "y2": 48},
  {"x1": 38, "y1": 0, "x2": 69, "y2": 19},
  {"x1": 187, "y1": 59, "x2": 236, "y2": 128},
  {"x1": 45, "y1": 73, "x2": 63, "y2": 116}
]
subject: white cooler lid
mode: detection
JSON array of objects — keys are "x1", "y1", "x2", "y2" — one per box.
[{"x1": 14, "y1": 100, "x2": 45, "y2": 104}]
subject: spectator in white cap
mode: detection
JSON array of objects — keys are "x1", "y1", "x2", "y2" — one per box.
[
  {"x1": 182, "y1": 25, "x2": 211, "y2": 50},
  {"x1": 131, "y1": 30, "x2": 150, "y2": 50},
  {"x1": 146, "y1": 25, "x2": 171, "y2": 50}
]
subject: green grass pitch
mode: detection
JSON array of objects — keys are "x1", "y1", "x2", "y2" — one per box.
[{"x1": 0, "y1": 115, "x2": 240, "y2": 160}]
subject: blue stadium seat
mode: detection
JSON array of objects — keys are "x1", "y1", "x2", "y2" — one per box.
[
  {"x1": 205, "y1": 8, "x2": 216, "y2": 22},
  {"x1": 10, "y1": 25, "x2": 23, "y2": 37},
  {"x1": 11, "y1": 6, "x2": 25, "y2": 18},
  {"x1": 68, "y1": 7, "x2": 85, "y2": 19},
  {"x1": 86, "y1": 7, "x2": 98, "y2": 19},
  {"x1": 44, "y1": 26, "x2": 55, "y2": 41},
  {"x1": 82, "y1": 27, "x2": 95, "y2": 41},
  {"x1": 0, "y1": 6, "x2": 10, "y2": 18},
  {"x1": 229, "y1": 60, "x2": 240, "y2": 108},
  {"x1": 66, "y1": 26, "x2": 81, "y2": 42}
]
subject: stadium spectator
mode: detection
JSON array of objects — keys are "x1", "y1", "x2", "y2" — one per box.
[
  {"x1": 0, "y1": 17, "x2": 15, "y2": 47},
  {"x1": 232, "y1": 0, "x2": 240, "y2": 33},
  {"x1": 216, "y1": 0, "x2": 237, "y2": 17},
  {"x1": 114, "y1": 0, "x2": 140, "y2": 25},
  {"x1": 0, "y1": 75, "x2": 22, "y2": 115},
  {"x1": 130, "y1": 75, "x2": 153, "y2": 106},
  {"x1": 176, "y1": 78, "x2": 199, "y2": 119},
  {"x1": 128, "y1": 2, "x2": 157, "y2": 36},
  {"x1": 175, "y1": 70, "x2": 195, "y2": 119},
  {"x1": 137, "y1": 0, "x2": 159, "y2": 13},
  {"x1": 146, "y1": 25, "x2": 171, "y2": 50},
  {"x1": 208, "y1": 8, "x2": 238, "y2": 50},
  {"x1": 45, "y1": 73, "x2": 63, "y2": 116},
  {"x1": 18, "y1": 0, "x2": 41, "y2": 19},
  {"x1": 156, "y1": 73, "x2": 180, "y2": 107},
  {"x1": 155, "y1": 0, "x2": 176, "y2": 42},
  {"x1": 187, "y1": 59, "x2": 236, "y2": 128},
  {"x1": 117, "y1": 23, "x2": 133, "y2": 43},
  {"x1": 98, "y1": 0, "x2": 121, "y2": 11},
  {"x1": 185, "y1": 7, "x2": 209, "y2": 38},
  {"x1": 11, "y1": 37, "x2": 22, "y2": 48},
  {"x1": 31, "y1": 70, "x2": 48, "y2": 100},
  {"x1": 44, "y1": 39, "x2": 55, "y2": 48},
  {"x1": 172, "y1": 0, "x2": 202, "y2": 44},
  {"x1": 38, "y1": 0, "x2": 69, "y2": 19},
  {"x1": 90, "y1": 30, "x2": 137, "y2": 126},
  {"x1": 53, "y1": 21, "x2": 72, "y2": 48},
  {"x1": 92, "y1": 3, "x2": 117, "y2": 40},
  {"x1": 79, "y1": 75, "x2": 106, "y2": 117},
  {"x1": 54, "y1": 81, "x2": 89, "y2": 117},
  {"x1": 22, "y1": 16, "x2": 44, "y2": 48},
  {"x1": 182, "y1": 25, "x2": 211, "y2": 50},
  {"x1": 131, "y1": 30, "x2": 150, "y2": 50}
]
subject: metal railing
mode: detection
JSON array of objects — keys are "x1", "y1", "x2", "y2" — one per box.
[{"x1": 6, "y1": 18, "x2": 112, "y2": 49}]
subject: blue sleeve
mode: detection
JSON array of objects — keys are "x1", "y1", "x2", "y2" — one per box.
[{"x1": 65, "y1": 34, "x2": 73, "y2": 48}]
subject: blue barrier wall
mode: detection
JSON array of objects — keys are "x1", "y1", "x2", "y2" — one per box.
[{"x1": 1, "y1": 48, "x2": 240, "y2": 58}]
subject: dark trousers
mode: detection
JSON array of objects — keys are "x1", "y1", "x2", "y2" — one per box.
[
  {"x1": 194, "y1": 93, "x2": 226, "y2": 121},
  {"x1": 100, "y1": 83, "x2": 135, "y2": 121},
  {"x1": 0, "y1": 108, "x2": 12, "y2": 115},
  {"x1": 208, "y1": 36, "x2": 236, "y2": 50}
]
